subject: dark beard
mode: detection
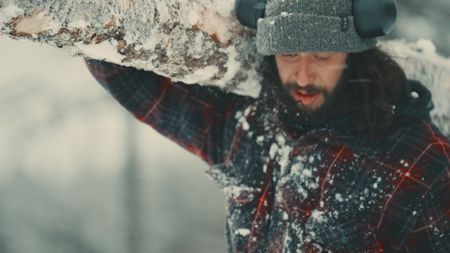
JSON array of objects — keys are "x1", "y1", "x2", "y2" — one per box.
[
  {"x1": 282, "y1": 82, "x2": 332, "y2": 112},
  {"x1": 279, "y1": 82, "x2": 336, "y2": 120},
  {"x1": 277, "y1": 77, "x2": 349, "y2": 130},
  {"x1": 259, "y1": 56, "x2": 356, "y2": 137}
]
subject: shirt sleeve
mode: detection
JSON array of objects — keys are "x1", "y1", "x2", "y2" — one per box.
[
  {"x1": 403, "y1": 168, "x2": 450, "y2": 253},
  {"x1": 85, "y1": 59, "x2": 256, "y2": 165}
]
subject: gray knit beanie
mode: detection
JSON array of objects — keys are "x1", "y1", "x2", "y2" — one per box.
[{"x1": 256, "y1": 0, "x2": 378, "y2": 55}]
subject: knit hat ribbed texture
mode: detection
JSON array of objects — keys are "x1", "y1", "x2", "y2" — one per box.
[{"x1": 256, "y1": 0, "x2": 378, "y2": 55}]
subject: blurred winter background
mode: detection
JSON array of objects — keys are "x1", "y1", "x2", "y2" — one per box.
[{"x1": 0, "y1": 0, "x2": 448, "y2": 253}]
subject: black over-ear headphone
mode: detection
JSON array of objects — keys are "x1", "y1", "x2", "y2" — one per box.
[{"x1": 235, "y1": 0, "x2": 398, "y2": 38}]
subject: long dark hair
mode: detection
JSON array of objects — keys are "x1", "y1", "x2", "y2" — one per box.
[
  {"x1": 343, "y1": 47, "x2": 408, "y2": 135},
  {"x1": 259, "y1": 47, "x2": 408, "y2": 137}
]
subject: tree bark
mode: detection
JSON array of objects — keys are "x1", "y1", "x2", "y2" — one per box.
[{"x1": 0, "y1": 0, "x2": 262, "y2": 96}]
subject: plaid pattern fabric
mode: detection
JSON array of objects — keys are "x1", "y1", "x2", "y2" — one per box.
[
  {"x1": 85, "y1": 59, "x2": 254, "y2": 165},
  {"x1": 86, "y1": 59, "x2": 450, "y2": 253}
]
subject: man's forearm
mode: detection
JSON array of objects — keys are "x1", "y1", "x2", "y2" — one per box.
[{"x1": 86, "y1": 59, "x2": 255, "y2": 165}]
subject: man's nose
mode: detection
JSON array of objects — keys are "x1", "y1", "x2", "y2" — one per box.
[{"x1": 293, "y1": 57, "x2": 315, "y2": 86}]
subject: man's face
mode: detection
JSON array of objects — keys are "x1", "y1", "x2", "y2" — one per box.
[{"x1": 275, "y1": 52, "x2": 349, "y2": 111}]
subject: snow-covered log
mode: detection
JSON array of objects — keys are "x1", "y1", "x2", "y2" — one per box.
[
  {"x1": 0, "y1": 1, "x2": 449, "y2": 136},
  {"x1": 0, "y1": 0, "x2": 262, "y2": 96},
  {"x1": 382, "y1": 40, "x2": 450, "y2": 136}
]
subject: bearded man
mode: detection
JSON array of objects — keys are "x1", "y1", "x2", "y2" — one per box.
[{"x1": 86, "y1": 0, "x2": 449, "y2": 252}]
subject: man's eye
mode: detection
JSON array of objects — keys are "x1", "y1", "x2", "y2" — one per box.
[
  {"x1": 314, "y1": 54, "x2": 331, "y2": 61},
  {"x1": 282, "y1": 54, "x2": 297, "y2": 58}
]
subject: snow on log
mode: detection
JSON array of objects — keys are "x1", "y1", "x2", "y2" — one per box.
[
  {"x1": 381, "y1": 39, "x2": 450, "y2": 136},
  {"x1": 0, "y1": 1, "x2": 449, "y2": 136},
  {"x1": 0, "y1": 0, "x2": 262, "y2": 96}
]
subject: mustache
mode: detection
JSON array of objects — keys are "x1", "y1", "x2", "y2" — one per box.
[{"x1": 284, "y1": 82, "x2": 330, "y2": 97}]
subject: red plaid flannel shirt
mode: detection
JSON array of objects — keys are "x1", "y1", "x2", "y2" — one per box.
[{"x1": 86, "y1": 59, "x2": 449, "y2": 253}]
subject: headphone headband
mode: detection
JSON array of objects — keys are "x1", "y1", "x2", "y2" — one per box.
[{"x1": 235, "y1": 0, "x2": 397, "y2": 38}]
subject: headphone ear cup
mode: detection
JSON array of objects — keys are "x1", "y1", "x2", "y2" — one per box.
[
  {"x1": 354, "y1": 0, "x2": 398, "y2": 38},
  {"x1": 235, "y1": 0, "x2": 267, "y2": 29}
]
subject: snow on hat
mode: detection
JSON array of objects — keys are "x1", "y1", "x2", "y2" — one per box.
[{"x1": 256, "y1": 0, "x2": 378, "y2": 55}]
